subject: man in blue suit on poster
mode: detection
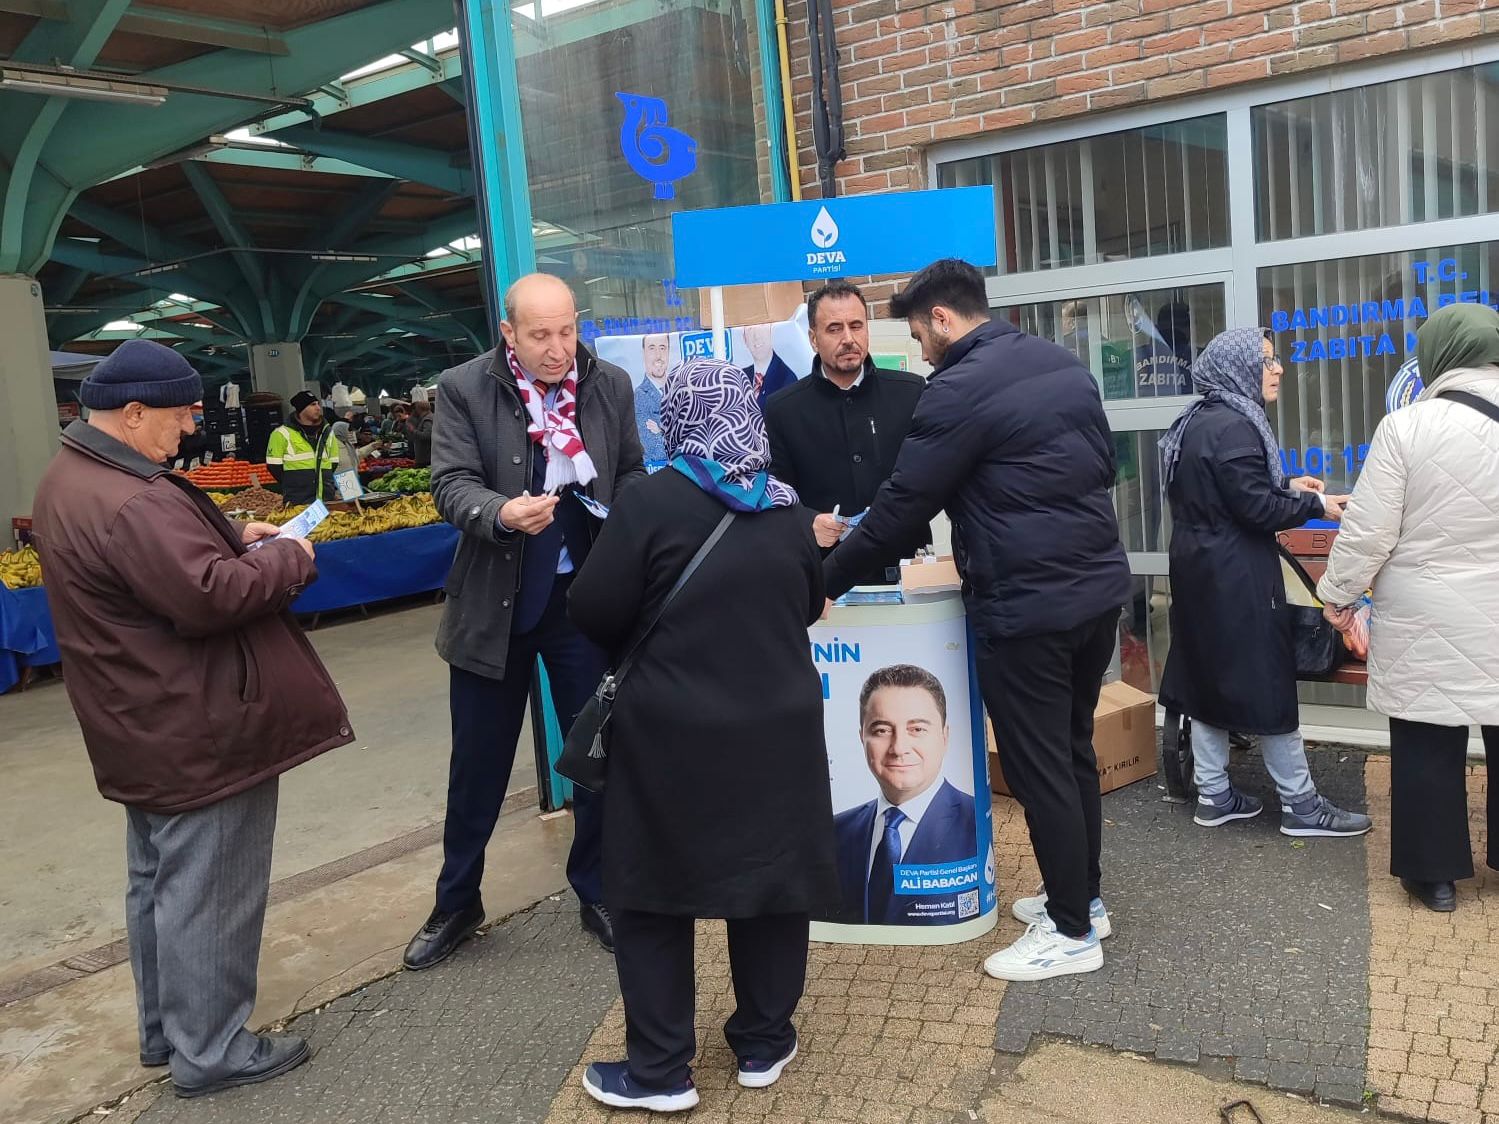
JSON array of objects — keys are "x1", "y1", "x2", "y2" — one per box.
[
  {"x1": 833, "y1": 664, "x2": 977, "y2": 925},
  {"x1": 633, "y1": 333, "x2": 671, "y2": 467}
]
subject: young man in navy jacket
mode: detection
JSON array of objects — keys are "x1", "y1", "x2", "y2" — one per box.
[{"x1": 824, "y1": 259, "x2": 1131, "y2": 983}]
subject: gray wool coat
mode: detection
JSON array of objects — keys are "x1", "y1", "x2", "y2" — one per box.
[{"x1": 431, "y1": 344, "x2": 645, "y2": 679}]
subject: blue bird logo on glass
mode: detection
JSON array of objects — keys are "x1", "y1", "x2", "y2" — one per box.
[{"x1": 615, "y1": 91, "x2": 698, "y2": 201}]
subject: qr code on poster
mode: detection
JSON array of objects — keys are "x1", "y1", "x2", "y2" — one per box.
[{"x1": 957, "y1": 890, "x2": 979, "y2": 919}]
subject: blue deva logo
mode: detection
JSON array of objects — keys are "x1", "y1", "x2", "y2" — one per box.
[
  {"x1": 615, "y1": 91, "x2": 698, "y2": 201},
  {"x1": 672, "y1": 187, "x2": 998, "y2": 287}
]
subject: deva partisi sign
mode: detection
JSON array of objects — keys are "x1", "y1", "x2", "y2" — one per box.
[{"x1": 671, "y1": 187, "x2": 998, "y2": 288}]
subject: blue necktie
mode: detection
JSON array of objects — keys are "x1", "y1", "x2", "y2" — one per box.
[{"x1": 866, "y1": 808, "x2": 907, "y2": 923}]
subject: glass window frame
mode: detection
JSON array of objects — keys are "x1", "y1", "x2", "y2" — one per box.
[{"x1": 928, "y1": 40, "x2": 1499, "y2": 587}]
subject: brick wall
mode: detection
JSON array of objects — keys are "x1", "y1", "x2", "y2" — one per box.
[{"x1": 783, "y1": 0, "x2": 1496, "y2": 306}]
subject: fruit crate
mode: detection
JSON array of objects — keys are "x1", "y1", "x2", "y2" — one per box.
[{"x1": 12, "y1": 517, "x2": 32, "y2": 549}]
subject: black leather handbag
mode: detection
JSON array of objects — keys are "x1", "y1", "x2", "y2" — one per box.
[
  {"x1": 1278, "y1": 544, "x2": 1345, "y2": 679},
  {"x1": 555, "y1": 510, "x2": 736, "y2": 793}
]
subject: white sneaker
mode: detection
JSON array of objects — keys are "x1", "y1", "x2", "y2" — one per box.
[
  {"x1": 982, "y1": 915, "x2": 1103, "y2": 982},
  {"x1": 1011, "y1": 886, "x2": 1113, "y2": 939}
]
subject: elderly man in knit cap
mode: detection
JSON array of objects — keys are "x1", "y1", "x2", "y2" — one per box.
[{"x1": 31, "y1": 339, "x2": 354, "y2": 1099}]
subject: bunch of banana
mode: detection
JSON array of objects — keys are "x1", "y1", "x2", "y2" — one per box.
[
  {"x1": 0, "y1": 545, "x2": 43, "y2": 590},
  {"x1": 307, "y1": 494, "x2": 441, "y2": 542}
]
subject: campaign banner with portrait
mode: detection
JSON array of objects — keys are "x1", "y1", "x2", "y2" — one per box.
[
  {"x1": 593, "y1": 307, "x2": 816, "y2": 471},
  {"x1": 809, "y1": 593, "x2": 998, "y2": 945}
]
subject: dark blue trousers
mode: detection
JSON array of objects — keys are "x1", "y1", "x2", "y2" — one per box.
[{"x1": 436, "y1": 577, "x2": 606, "y2": 912}]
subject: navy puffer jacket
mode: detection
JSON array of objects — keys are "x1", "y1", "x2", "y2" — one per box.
[{"x1": 825, "y1": 319, "x2": 1131, "y2": 643}]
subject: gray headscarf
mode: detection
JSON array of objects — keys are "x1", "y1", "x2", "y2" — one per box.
[{"x1": 1159, "y1": 327, "x2": 1284, "y2": 488}]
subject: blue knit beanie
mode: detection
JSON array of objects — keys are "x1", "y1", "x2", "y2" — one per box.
[{"x1": 80, "y1": 339, "x2": 203, "y2": 410}]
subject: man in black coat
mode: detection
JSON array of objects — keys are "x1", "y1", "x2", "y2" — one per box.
[
  {"x1": 824, "y1": 259, "x2": 1131, "y2": 984},
  {"x1": 765, "y1": 280, "x2": 929, "y2": 584},
  {"x1": 402, "y1": 273, "x2": 645, "y2": 971}
]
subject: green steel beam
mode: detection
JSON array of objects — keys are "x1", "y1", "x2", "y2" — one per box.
[
  {"x1": 459, "y1": 0, "x2": 533, "y2": 339},
  {"x1": 180, "y1": 162, "x2": 272, "y2": 331},
  {"x1": 12, "y1": 0, "x2": 451, "y2": 277},
  {"x1": 8, "y1": 0, "x2": 130, "y2": 66},
  {"x1": 268, "y1": 124, "x2": 473, "y2": 195},
  {"x1": 246, "y1": 49, "x2": 462, "y2": 139},
  {"x1": 115, "y1": 5, "x2": 289, "y2": 56},
  {"x1": 179, "y1": 147, "x2": 397, "y2": 180},
  {"x1": 65, "y1": 197, "x2": 246, "y2": 303}
]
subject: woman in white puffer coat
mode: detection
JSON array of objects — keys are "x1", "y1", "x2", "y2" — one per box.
[{"x1": 1318, "y1": 303, "x2": 1499, "y2": 914}]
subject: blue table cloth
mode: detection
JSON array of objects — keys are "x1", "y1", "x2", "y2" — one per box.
[
  {"x1": 0, "y1": 523, "x2": 457, "y2": 693},
  {"x1": 0, "y1": 585, "x2": 60, "y2": 694},
  {"x1": 291, "y1": 521, "x2": 458, "y2": 614}
]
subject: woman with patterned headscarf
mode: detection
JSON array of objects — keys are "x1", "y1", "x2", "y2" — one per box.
[
  {"x1": 1157, "y1": 327, "x2": 1373, "y2": 838},
  {"x1": 568, "y1": 358, "x2": 838, "y2": 1113}
]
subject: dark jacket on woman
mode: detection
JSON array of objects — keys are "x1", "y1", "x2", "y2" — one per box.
[
  {"x1": 567, "y1": 468, "x2": 839, "y2": 917},
  {"x1": 1158, "y1": 403, "x2": 1322, "y2": 734},
  {"x1": 31, "y1": 421, "x2": 354, "y2": 814},
  {"x1": 765, "y1": 358, "x2": 930, "y2": 583},
  {"x1": 431, "y1": 343, "x2": 644, "y2": 679},
  {"x1": 825, "y1": 319, "x2": 1131, "y2": 642}
]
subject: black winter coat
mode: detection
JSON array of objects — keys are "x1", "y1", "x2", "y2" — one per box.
[
  {"x1": 1158, "y1": 403, "x2": 1323, "y2": 734},
  {"x1": 825, "y1": 319, "x2": 1131, "y2": 643},
  {"x1": 567, "y1": 469, "x2": 840, "y2": 917},
  {"x1": 765, "y1": 359, "x2": 930, "y2": 583}
]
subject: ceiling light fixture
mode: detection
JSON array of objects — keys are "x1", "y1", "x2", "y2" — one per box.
[{"x1": 0, "y1": 68, "x2": 167, "y2": 106}]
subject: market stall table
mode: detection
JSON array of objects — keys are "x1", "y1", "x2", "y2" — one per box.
[
  {"x1": 0, "y1": 522, "x2": 459, "y2": 694},
  {"x1": 0, "y1": 585, "x2": 60, "y2": 694}
]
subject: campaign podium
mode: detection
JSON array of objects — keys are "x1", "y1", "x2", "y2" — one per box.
[{"x1": 809, "y1": 589, "x2": 999, "y2": 946}]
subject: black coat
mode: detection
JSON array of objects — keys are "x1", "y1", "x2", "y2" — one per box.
[
  {"x1": 825, "y1": 320, "x2": 1131, "y2": 643},
  {"x1": 567, "y1": 469, "x2": 839, "y2": 918},
  {"x1": 1158, "y1": 403, "x2": 1323, "y2": 735},
  {"x1": 765, "y1": 359, "x2": 930, "y2": 583}
]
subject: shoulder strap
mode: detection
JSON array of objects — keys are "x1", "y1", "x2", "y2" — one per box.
[
  {"x1": 610, "y1": 510, "x2": 736, "y2": 687},
  {"x1": 1442, "y1": 390, "x2": 1499, "y2": 426}
]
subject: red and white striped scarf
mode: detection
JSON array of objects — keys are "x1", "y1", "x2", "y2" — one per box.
[{"x1": 505, "y1": 347, "x2": 597, "y2": 492}]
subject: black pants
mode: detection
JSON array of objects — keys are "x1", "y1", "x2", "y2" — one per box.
[
  {"x1": 612, "y1": 910, "x2": 808, "y2": 1089},
  {"x1": 436, "y1": 579, "x2": 606, "y2": 912},
  {"x1": 1389, "y1": 718, "x2": 1496, "y2": 883},
  {"x1": 976, "y1": 610, "x2": 1118, "y2": 939}
]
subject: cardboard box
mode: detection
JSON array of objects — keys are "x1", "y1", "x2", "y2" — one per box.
[
  {"x1": 899, "y1": 556, "x2": 961, "y2": 597},
  {"x1": 696, "y1": 282, "x2": 807, "y2": 326},
  {"x1": 987, "y1": 681, "x2": 1157, "y2": 797}
]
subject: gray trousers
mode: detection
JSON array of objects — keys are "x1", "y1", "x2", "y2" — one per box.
[{"x1": 125, "y1": 777, "x2": 278, "y2": 1088}]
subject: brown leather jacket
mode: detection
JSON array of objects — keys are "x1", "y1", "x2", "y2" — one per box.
[{"x1": 32, "y1": 422, "x2": 354, "y2": 814}]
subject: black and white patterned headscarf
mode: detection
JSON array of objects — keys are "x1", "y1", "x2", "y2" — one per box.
[
  {"x1": 1159, "y1": 327, "x2": 1285, "y2": 488},
  {"x1": 663, "y1": 358, "x2": 799, "y2": 511}
]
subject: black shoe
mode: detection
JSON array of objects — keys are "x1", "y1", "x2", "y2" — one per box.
[
  {"x1": 140, "y1": 1049, "x2": 170, "y2": 1068},
  {"x1": 403, "y1": 900, "x2": 486, "y2": 970},
  {"x1": 581, "y1": 902, "x2": 614, "y2": 953},
  {"x1": 1401, "y1": 878, "x2": 1457, "y2": 912},
  {"x1": 173, "y1": 1035, "x2": 310, "y2": 1099}
]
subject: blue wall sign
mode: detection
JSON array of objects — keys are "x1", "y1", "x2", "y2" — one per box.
[
  {"x1": 616, "y1": 91, "x2": 697, "y2": 201},
  {"x1": 671, "y1": 187, "x2": 998, "y2": 287}
]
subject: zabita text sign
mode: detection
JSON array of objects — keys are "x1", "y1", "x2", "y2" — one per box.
[{"x1": 670, "y1": 187, "x2": 999, "y2": 288}]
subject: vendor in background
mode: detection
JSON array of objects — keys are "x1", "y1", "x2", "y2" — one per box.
[
  {"x1": 266, "y1": 391, "x2": 337, "y2": 505},
  {"x1": 764, "y1": 281, "x2": 929, "y2": 585},
  {"x1": 381, "y1": 402, "x2": 410, "y2": 440},
  {"x1": 408, "y1": 399, "x2": 434, "y2": 467},
  {"x1": 331, "y1": 419, "x2": 381, "y2": 476}
]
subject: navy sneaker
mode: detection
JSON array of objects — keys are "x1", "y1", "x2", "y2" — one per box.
[
  {"x1": 1280, "y1": 796, "x2": 1373, "y2": 837},
  {"x1": 1193, "y1": 789, "x2": 1264, "y2": 827},
  {"x1": 738, "y1": 1037, "x2": 798, "y2": 1088},
  {"x1": 583, "y1": 1061, "x2": 699, "y2": 1113}
]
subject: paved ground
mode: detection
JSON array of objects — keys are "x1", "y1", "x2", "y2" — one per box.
[
  {"x1": 994, "y1": 749, "x2": 1373, "y2": 1106},
  {"x1": 1362, "y1": 757, "x2": 1497, "y2": 1124},
  {"x1": 27, "y1": 743, "x2": 1499, "y2": 1124},
  {"x1": 125, "y1": 896, "x2": 616, "y2": 1124}
]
